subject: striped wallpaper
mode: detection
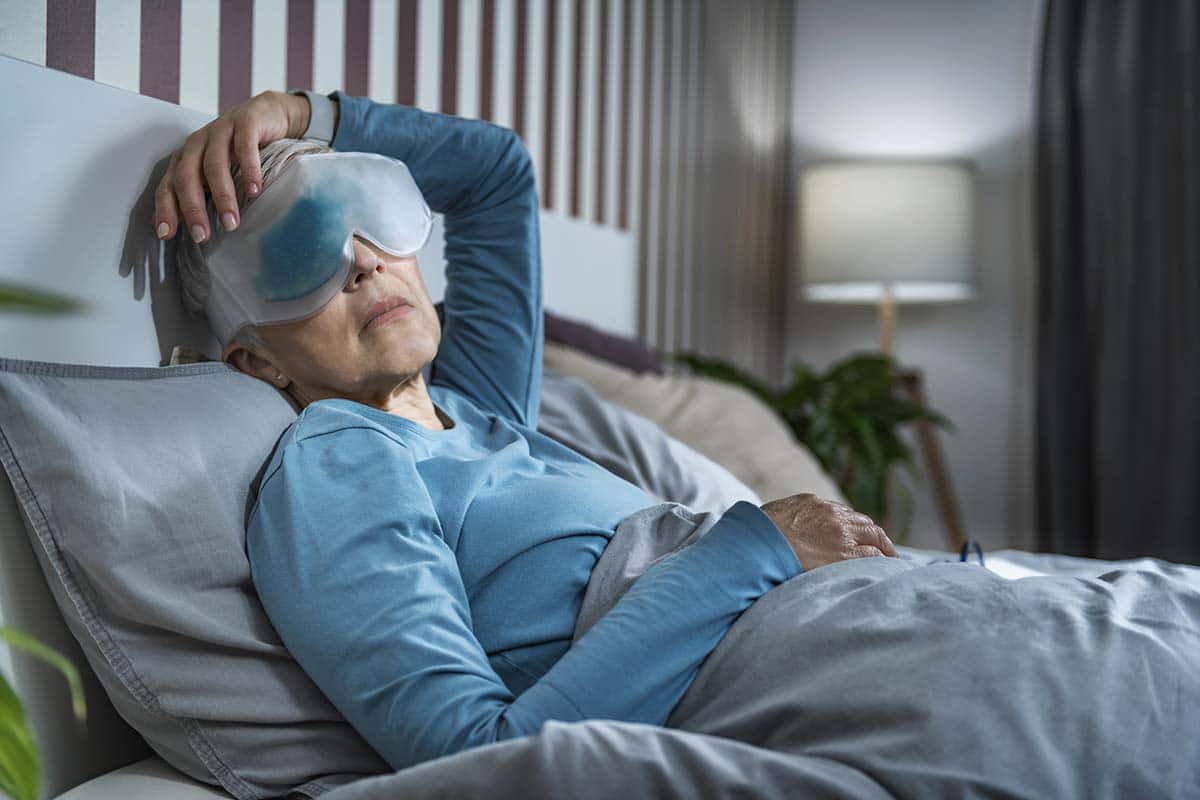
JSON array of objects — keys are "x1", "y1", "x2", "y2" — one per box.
[{"x1": 1, "y1": 0, "x2": 794, "y2": 382}]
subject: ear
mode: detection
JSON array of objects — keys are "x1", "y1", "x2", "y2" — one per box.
[{"x1": 222, "y1": 342, "x2": 289, "y2": 388}]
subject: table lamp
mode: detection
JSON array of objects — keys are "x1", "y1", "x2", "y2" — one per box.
[
  {"x1": 799, "y1": 160, "x2": 976, "y2": 354},
  {"x1": 798, "y1": 159, "x2": 976, "y2": 551}
]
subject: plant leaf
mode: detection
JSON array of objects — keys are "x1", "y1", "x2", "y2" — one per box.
[
  {"x1": 0, "y1": 283, "x2": 88, "y2": 315},
  {"x1": 0, "y1": 629, "x2": 86, "y2": 722},
  {"x1": 668, "y1": 352, "x2": 778, "y2": 406},
  {"x1": 0, "y1": 671, "x2": 39, "y2": 800},
  {"x1": 662, "y1": 350, "x2": 954, "y2": 530}
]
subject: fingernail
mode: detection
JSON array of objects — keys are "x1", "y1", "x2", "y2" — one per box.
[
  {"x1": 191, "y1": 224, "x2": 207, "y2": 243},
  {"x1": 248, "y1": 182, "x2": 259, "y2": 196},
  {"x1": 221, "y1": 212, "x2": 237, "y2": 231},
  {"x1": 156, "y1": 222, "x2": 169, "y2": 239}
]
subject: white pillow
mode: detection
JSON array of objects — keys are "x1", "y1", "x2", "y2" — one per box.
[{"x1": 543, "y1": 343, "x2": 846, "y2": 505}]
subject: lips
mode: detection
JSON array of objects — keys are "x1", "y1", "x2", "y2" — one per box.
[{"x1": 362, "y1": 295, "x2": 412, "y2": 331}]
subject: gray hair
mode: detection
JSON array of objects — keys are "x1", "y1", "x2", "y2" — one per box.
[{"x1": 176, "y1": 137, "x2": 335, "y2": 355}]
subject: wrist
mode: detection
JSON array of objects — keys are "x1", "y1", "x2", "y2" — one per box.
[{"x1": 286, "y1": 91, "x2": 311, "y2": 139}]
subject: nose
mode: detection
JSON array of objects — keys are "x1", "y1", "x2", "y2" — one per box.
[{"x1": 346, "y1": 240, "x2": 386, "y2": 288}]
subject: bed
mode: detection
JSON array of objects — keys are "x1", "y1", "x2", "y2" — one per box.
[{"x1": 2, "y1": 54, "x2": 1198, "y2": 800}]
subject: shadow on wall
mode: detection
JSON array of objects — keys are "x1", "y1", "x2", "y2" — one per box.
[{"x1": 99, "y1": 127, "x2": 215, "y2": 365}]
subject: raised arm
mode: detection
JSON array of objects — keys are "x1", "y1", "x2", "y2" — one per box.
[
  {"x1": 247, "y1": 426, "x2": 802, "y2": 771},
  {"x1": 329, "y1": 92, "x2": 543, "y2": 427}
]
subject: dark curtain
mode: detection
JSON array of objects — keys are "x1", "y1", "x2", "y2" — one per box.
[{"x1": 1036, "y1": 0, "x2": 1200, "y2": 562}]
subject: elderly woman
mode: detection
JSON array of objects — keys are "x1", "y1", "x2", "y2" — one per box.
[
  {"x1": 155, "y1": 89, "x2": 898, "y2": 772},
  {"x1": 152, "y1": 92, "x2": 1200, "y2": 798}
]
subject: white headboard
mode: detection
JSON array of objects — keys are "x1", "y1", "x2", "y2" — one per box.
[{"x1": 0, "y1": 53, "x2": 637, "y2": 368}]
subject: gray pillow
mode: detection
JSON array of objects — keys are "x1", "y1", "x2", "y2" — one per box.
[{"x1": 0, "y1": 358, "x2": 390, "y2": 799}]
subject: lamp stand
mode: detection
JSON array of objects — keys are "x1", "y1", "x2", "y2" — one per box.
[
  {"x1": 878, "y1": 284, "x2": 897, "y2": 355},
  {"x1": 875, "y1": 289, "x2": 968, "y2": 551},
  {"x1": 892, "y1": 369, "x2": 968, "y2": 553}
]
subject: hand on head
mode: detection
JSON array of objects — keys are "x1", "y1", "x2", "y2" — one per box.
[{"x1": 153, "y1": 90, "x2": 313, "y2": 244}]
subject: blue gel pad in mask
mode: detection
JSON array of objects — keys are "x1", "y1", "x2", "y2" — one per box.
[{"x1": 202, "y1": 151, "x2": 433, "y2": 347}]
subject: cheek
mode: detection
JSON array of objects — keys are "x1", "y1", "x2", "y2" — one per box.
[{"x1": 282, "y1": 306, "x2": 360, "y2": 362}]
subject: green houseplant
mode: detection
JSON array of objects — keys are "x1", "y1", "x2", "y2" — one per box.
[
  {"x1": 670, "y1": 350, "x2": 949, "y2": 541},
  {"x1": 0, "y1": 282, "x2": 86, "y2": 315},
  {"x1": 0, "y1": 629, "x2": 87, "y2": 800},
  {"x1": 1, "y1": 281, "x2": 89, "y2": 800}
]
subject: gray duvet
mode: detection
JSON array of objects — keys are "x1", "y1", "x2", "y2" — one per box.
[
  {"x1": 324, "y1": 533, "x2": 1200, "y2": 799},
  {"x1": 321, "y1": 371, "x2": 1199, "y2": 799}
]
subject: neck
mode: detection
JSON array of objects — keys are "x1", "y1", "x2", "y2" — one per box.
[
  {"x1": 290, "y1": 369, "x2": 450, "y2": 431},
  {"x1": 373, "y1": 370, "x2": 444, "y2": 427}
]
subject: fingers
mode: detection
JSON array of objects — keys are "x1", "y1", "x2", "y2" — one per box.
[
  {"x1": 850, "y1": 544, "x2": 884, "y2": 560},
  {"x1": 867, "y1": 525, "x2": 899, "y2": 557},
  {"x1": 232, "y1": 124, "x2": 263, "y2": 200},
  {"x1": 202, "y1": 120, "x2": 240, "y2": 235},
  {"x1": 844, "y1": 508, "x2": 898, "y2": 559},
  {"x1": 171, "y1": 133, "x2": 214, "y2": 243},
  {"x1": 154, "y1": 122, "x2": 245, "y2": 243},
  {"x1": 880, "y1": 531, "x2": 899, "y2": 558},
  {"x1": 153, "y1": 151, "x2": 183, "y2": 240}
]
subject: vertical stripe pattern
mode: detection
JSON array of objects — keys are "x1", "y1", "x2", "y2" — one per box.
[
  {"x1": 542, "y1": 0, "x2": 557, "y2": 209},
  {"x1": 218, "y1": 0, "x2": 251, "y2": 113},
  {"x1": 594, "y1": 0, "x2": 608, "y2": 225},
  {"x1": 139, "y1": 0, "x2": 179, "y2": 102},
  {"x1": 513, "y1": 0, "x2": 527, "y2": 139},
  {"x1": 178, "y1": 0, "x2": 219, "y2": 114},
  {"x1": 636, "y1": 0, "x2": 653, "y2": 343},
  {"x1": 441, "y1": 0, "x2": 458, "y2": 113},
  {"x1": 45, "y1": 0, "x2": 95, "y2": 78},
  {"x1": 617, "y1": 0, "x2": 631, "y2": 229},
  {"x1": 368, "y1": 0, "x2": 398, "y2": 102},
  {"x1": 251, "y1": 0, "x2": 287, "y2": 97},
  {"x1": 285, "y1": 0, "x2": 313, "y2": 90},
  {"x1": 344, "y1": 0, "x2": 370, "y2": 97},
  {"x1": 479, "y1": 0, "x2": 495, "y2": 120},
  {"x1": 9, "y1": 0, "x2": 795, "y2": 381},
  {"x1": 95, "y1": 0, "x2": 141, "y2": 93},
  {"x1": 396, "y1": 0, "x2": 418, "y2": 105},
  {"x1": 311, "y1": 0, "x2": 344, "y2": 95},
  {"x1": 569, "y1": 0, "x2": 584, "y2": 217}
]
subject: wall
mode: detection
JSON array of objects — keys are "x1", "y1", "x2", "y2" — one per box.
[
  {"x1": 0, "y1": 0, "x2": 642, "y2": 227},
  {"x1": 787, "y1": 0, "x2": 1045, "y2": 552},
  {"x1": 0, "y1": 0, "x2": 1047, "y2": 551},
  {"x1": 0, "y1": 0, "x2": 794, "y2": 358}
]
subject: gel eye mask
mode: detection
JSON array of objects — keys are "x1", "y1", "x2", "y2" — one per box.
[{"x1": 203, "y1": 151, "x2": 433, "y2": 347}]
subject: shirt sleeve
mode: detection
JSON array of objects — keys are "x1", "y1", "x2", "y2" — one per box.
[
  {"x1": 329, "y1": 92, "x2": 543, "y2": 428},
  {"x1": 247, "y1": 426, "x2": 801, "y2": 772}
]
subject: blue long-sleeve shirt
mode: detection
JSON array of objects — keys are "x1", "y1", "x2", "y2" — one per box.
[{"x1": 245, "y1": 92, "x2": 804, "y2": 772}]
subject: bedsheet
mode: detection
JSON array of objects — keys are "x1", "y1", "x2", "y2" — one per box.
[{"x1": 323, "y1": 514, "x2": 1200, "y2": 800}]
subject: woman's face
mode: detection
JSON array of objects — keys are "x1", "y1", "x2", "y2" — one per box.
[{"x1": 223, "y1": 235, "x2": 442, "y2": 408}]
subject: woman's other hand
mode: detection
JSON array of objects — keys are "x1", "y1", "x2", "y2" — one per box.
[
  {"x1": 759, "y1": 493, "x2": 898, "y2": 572},
  {"x1": 153, "y1": 90, "x2": 310, "y2": 243}
]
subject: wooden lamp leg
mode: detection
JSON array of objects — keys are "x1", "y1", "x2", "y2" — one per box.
[
  {"x1": 879, "y1": 284, "x2": 897, "y2": 356},
  {"x1": 896, "y1": 370, "x2": 968, "y2": 553}
]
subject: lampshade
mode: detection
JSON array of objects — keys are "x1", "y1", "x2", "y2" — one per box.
[{"x1": 799, "y1": 161, "x2": 976, "y2": 303}]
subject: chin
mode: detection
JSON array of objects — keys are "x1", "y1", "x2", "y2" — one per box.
[{"x1": 379, "y1": 339, "x2": 438, "y2": 376}]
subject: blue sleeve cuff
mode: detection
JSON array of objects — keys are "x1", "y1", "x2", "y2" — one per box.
[
  {"x1": 329, "y1": 90, "x2": 361, "y2": 152},
  {"x1": 287, "y1": 88, "x2": 337, "y2": 144},
  {"x1": 700, "y1": 500, "x2": 804, "y2": 580}
]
